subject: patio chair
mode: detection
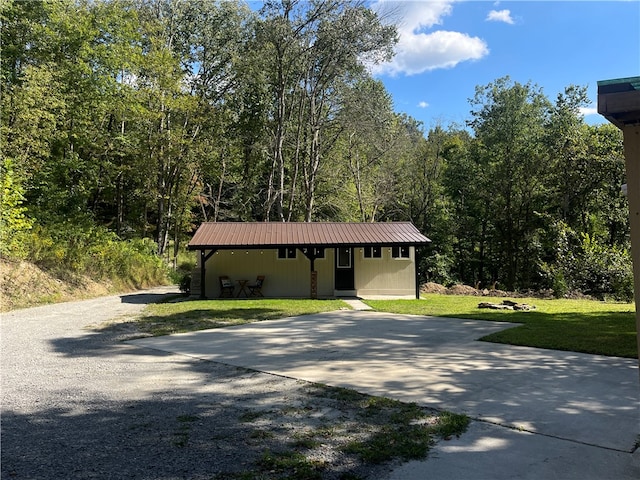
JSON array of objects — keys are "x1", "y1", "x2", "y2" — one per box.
[
  {"x1": 247, "y1": 275, "x2": 265, "y2": 297},
  {"x1": 219, "y1": 276, "x2": 235, "y2": 298}
]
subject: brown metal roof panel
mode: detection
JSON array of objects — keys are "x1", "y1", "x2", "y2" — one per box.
[{"x1": 188, "y1": 222, "x2": 430, "y2": 249}]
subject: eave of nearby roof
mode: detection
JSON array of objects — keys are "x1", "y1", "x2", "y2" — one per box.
[
  {"x1": 597, "y1": 76, "x2": 640, "y2": 129},
  {"x1": 188, "y1": 222, "x2": 431, "y2": 250}
]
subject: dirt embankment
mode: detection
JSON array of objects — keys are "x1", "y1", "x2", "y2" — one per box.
[
  {"x1": 421, "y1": 282, "x2": 556, "y2": 299},
  {"x1": 0, "y1": 259, "x2": 116, "y2": 312}
]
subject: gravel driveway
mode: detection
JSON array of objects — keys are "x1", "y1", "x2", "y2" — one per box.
[{"x1": 2, "y1": 287, "x2": 408, "y2": 479}]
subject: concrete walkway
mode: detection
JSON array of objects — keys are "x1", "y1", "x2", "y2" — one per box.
[{"x1": 130, "y1": 309, "x2": 640, "y2": 480}]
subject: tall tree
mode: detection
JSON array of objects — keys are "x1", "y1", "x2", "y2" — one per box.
[
  {"x1": 257, "y1": 0, "x2": 396, "y2": 221},
  {"x1": 468, "y1": 76, "x2": 552, "y2": 289}
]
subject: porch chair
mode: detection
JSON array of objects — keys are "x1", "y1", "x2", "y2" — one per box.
[
  {"x1": 219, "y1": 276, "x2": 235, "y2": 298},
  {"x1": 247, "y1": 275, "x2": 265, "y2": 297}
]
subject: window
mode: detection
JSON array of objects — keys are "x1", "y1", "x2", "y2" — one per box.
[
  {"x1": 391, "y1": 246, "x2": 410, "y2": 259},
  {"x1": 301, "y1": 247, "x2": 325, "y2": 259},
  {"x1": 277, "y1": 247, "x2": 297, "y2": 259},
  {"x1": 337, "y1": 247, "x2": 351, "y2": 268},
  {"x1": 363, "y1": 246, "x2": 382, "y2": 258}
]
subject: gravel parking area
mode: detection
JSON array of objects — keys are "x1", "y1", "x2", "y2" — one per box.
[{"x1": 1, "y1": 288, "x2": 414, "y2": 479}]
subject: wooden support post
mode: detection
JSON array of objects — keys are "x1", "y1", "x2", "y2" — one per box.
[
  {"x1": 199, "y1": 249, "x2": 218, "y2": 300},
  {"x1": 199, "y1": 249, "x2": 206, "y2": 299},
  {"x1": 300, "y1": 247, "x2": 321, "y2": 299},
  {"x1": 310, "y1": 271, "x2": 318, "y2": 299},
  {"x1": 622, "y1": 125, "x2": 640, "y2": 372},
  {"x1": 310, "y1": 254, "x2": 317, "y2": 299},
  {"x1": 414, "y1": 246, "x2": 420, "y2": 299}
]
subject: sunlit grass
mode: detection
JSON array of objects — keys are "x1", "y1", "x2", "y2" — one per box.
[
  {"x1": 133, "y1": 294, "x2": 637, "y2": 357},
  {"x1": 364, "y1": 294, "x2": 637, "y2": 358},
  {"x1": 137, "y1": 298, "x2": 349, "y2": 336}
]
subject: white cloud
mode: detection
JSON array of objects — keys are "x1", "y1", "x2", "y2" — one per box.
[
  {"x1": 486, "y1": 9, "x2": 514, "y2": 24},
  {"x1": 371, "y1": 1, "x2": 489, "y2": 77},
  {"x1": 418, "y1": 101, "x2": 429, "y2": 108},
  {"x1": 579, "y1": 106, "x2": 598, "y2": 117}
]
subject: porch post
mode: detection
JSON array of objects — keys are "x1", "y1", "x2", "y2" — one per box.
[
  {"x1": 621, "y1": 124, "x2": 640, "y2": 371},
  {"x1": 300, "y1": 247, "x2": 320, "y2": 299},
  {"x1": 199, "y1": 249, "x2": 206, "y2": 299},
  {"x1": 199, "y1": 249, "x2": 218, "y2": 300},
  {"x1": 598, "y1": 77, "x2": 640, "y2": 373},
  {"x1": 414, "y1": 245, "x2": 420, "y2": 299}
]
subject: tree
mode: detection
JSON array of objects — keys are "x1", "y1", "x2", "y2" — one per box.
[
  {"x1": 468, "y1": 77, "x2": 552, "y2": 289},
  {"x1": 257, "y1": 0, "x2": 396, "y2": 221}
]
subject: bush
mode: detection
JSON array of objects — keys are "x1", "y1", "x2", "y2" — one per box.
[
  {"x1": 24, "y1": 223, "x2": 169, "y2": 289},
  {"x1": 0, "y1": 158, "x2": 33, "y2": 260},
  {"x1": 179, "y1": 274, "x2": 191, "y2": 296},
  {"x1": 541, "y1": 225, "x2": 634, "y2": 301},
  {"x1": 422, "y1": 252, "x2": 454, "y2": 286}
]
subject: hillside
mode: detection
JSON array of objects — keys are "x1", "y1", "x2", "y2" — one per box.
[{"x1": 1, "y1": 260, "x2": 128, "y2": 312}]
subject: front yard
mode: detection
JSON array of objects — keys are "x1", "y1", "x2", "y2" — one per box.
[
  {"x1": 132, "y1": 294, "x2": 637, "y2": 358},
  {"x1": 366, "y1": 294, "x2": 637, "y2": 358}
]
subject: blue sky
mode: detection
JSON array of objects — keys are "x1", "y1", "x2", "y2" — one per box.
[{"x1": 369, "y1": 1, "x2": 640, "y2": 130}]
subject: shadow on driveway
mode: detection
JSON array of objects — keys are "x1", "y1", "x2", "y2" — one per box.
[{"x1": 129, "y1": 310, "x2": 640, "y2": 453}]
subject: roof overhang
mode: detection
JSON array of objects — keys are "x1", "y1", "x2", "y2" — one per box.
[
  {"x1": 597, "y1": 76, "x2": 640, "y2": 129},
  {"x1": 187, "y1": 222, "x2": 431, "y2": 251}
]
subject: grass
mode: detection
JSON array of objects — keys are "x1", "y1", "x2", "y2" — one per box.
[
  {"x1": 135, "y1": 298, "x2": 349, "y2": 336},
  {"x1": 173, "y1": 414, "x2": 198, "y2": 447},
  {"x1": 259, "y1": 450, "x2": 325, "y2": 479},
  {"x1": 364, "y1": 294, "x2": 637, "y2": 358},
  {"x1": 328, "y1": 387, "x2": 469, "y2": 464},
  {"x1": 245, "y1": 383, "x2": 469, "y2": 478},
  {"x1": 131, "y1": 294, "x2": 637, "y2": 357},
  {"x1": 124, "y1": 294, "x2": 640, "y2": 476}
]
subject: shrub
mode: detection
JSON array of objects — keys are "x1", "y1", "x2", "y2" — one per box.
[
  {"x1": 179, "y1": 274, "x2": 191, "y2": 295},
  {"x1": 541, "y1": 224, "x2": 633, "y2": 301},
  {"x1": 24, "y1": 223, "x2": 169, "y2": 289},
  {"x1": 0, "y1": 159, "x2": 33, "y2": 260}
]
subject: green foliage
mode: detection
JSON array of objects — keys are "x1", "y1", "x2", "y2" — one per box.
[
  {"x1": 575, "y1": 234, "x2": 633, "y2": 301},
  {"x1": 0, "y1": 1, "x2": 631, "y2": 300},
  {"x1": 24, "y1": 223, "x2": 168, "y2": 289},
  {"x1": 422, "y1": 251, "x2": 455, "y2": 286},
  {"x1": 0, "y1": 158, "x2": 33, "y2": 259},
  {"x1": 430, "y1": 411, "x2": 470, "y2": 439},
  {"x1": 539, "y1": 220, "x2": 633, "y2": 301}
]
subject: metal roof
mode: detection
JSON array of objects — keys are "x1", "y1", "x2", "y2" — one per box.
[{"x1": 188, "y1": 222, "x2": 431, "y2": 250}]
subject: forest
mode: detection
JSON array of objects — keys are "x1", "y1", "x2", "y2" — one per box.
[{"x1": 0, "y1": 0, "x2": 632, "y2": 299}]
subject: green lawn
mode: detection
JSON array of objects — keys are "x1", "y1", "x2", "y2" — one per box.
[
  {"x1": 364, "y1": 294, "x2": 638, "y2": 359},
  {"x1": 133, "y1": 294, "x2": 637, "y2": 359},
  {"x1": 137, "y1": 298, "x2": 349, "y2": 336}
]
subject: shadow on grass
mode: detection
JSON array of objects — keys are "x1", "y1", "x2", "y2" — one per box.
[
  {"x1": 136, "y1": 308, "x2": 286, "y2": 335},
  {"x1": 134, "y1": 298, "x2": 349, "y2": 336},
  {"x1": 119, "y1": 292, "x2": 178, "y2": 304}
]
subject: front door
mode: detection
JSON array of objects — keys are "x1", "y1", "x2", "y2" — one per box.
[{"x1": 335, "y1": 247, "x2": 354, "y2": 290}]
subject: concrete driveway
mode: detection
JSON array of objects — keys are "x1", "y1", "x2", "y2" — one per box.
[{"x1": 130, "y1": 309, "x2": 640, "y2": 480}]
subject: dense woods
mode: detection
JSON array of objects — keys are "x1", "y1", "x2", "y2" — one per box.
[{"x1": 1, "y1": 0, "x2": 631, "y2": 299}]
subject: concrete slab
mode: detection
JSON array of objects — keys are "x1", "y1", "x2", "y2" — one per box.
[
  {"x1": 388, "y1": 421, "x2": 640, "y2": 480},
  {"x1": 129, "y1": 310, "x2": 640, "y2": 477},
  {"x1": 340, "y1": 298, "x2": 373, "y2": 310}
]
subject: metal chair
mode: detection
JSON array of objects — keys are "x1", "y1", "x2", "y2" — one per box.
[
  {"x1": 247, "y1": 275, "x2": 265, "y2": 297},
  {"x1": 219, "y1": 276, "x2": 235, "y2": 298}
]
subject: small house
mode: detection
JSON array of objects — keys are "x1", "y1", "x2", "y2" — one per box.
[{"x1": 188, "y1": 222, "x2": 431, "y2": 299}]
